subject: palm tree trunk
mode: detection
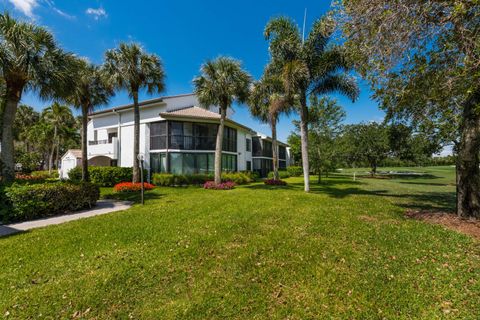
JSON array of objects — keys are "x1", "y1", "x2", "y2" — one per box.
[
  {"x1": 271, "y1": 118, "x2": 279, "y2": 181},
  {"x1": 456, "y1": 94, "x2": 480, "y2": 218},
  {"x1": 132, "y1": 91, "x2": 141, "y2": 183},
  {"x1": 48, "y1": 126, "x2": 57, "y2": 174},
  {"x1": 214, "y1": 107, "x2": 227, "y2": 185},
  {"x1": 299, "y1": 93, "x2": 310, "y2": 192},
  {"x1": 81, "y1": 104, "x2": 90, "y2": 182},
  {"x1": 1, "y1": 86, "x2": 22, "y2": 182}
]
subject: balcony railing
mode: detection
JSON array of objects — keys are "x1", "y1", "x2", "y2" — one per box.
[{"x1": 88, "y1": 137, "x2": 118, "y2": 159}]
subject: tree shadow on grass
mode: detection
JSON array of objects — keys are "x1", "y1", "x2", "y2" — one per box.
[{"x1": 102, "y1": 191, "x2": 164, "y2": 203}]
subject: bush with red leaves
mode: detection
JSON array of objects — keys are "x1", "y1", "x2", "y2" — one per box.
[
  {"x1": 203, "y1": 181, "x2": 236, "y2": 190},
  {"x1": 113, "y1": 182, "x2": 155, "y2": 193},
  {"x1": 264, "y1": 179, "x2": 287, "y2": 186}
]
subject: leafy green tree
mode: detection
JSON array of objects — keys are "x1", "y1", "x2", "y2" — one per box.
[
  {"x1": 104, "y1": 43, "x2": 165, "y2": 182},
  {"x1": 264, "y1": 15, "x2": 359, "y2": 192},
  {"x1": 341, "y1": 122, "x2": 390, "y2": 175},
  {"x1": 249, "y1": 72, "x2": 291, "y2": 180},
  {"x1": 286, "y1": 133, "x2": 302, "y2": 165},
  {"x1": 0, "y1": 12, "x2": 75, "y2": 181},
  {"x1": 67, "y1": 59, "x2": 113, "y2": 181},
  {"x1": 307, "y1": 96, "x2": 346, "y2": 182},
  {"x1": 339, "y1": 0, "x2": 480, "y2": 217},
  {"x1": 193, "y1": 57, "x2": 251, "y2": 184}
]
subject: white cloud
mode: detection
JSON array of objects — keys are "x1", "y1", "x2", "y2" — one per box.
[
  {"x1": 86, "y1": 7, "x2": 107, "y2": 20},
  {"x1": 8, "y1": 0, "x2": 38, "y2": 18}
]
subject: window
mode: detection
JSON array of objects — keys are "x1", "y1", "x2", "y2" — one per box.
[
  {"x1": 108, "y1": 132, "x2": 117, "y2": 143},
  {"x1": 150, "y1": 153, "x2": 167, "y2": 173},
  {"x1": 222, "y1": 154, "x2": 237, "y2": 172},
  {"x1": 167, "y1": 152, "x2": 216, "y2": 175},
  {"x1": 150, "y1": 122, "x2": 167, "y2": 150},
  {"x1": 246, "y1": 138, "x2": 251, "y2": 152},
  {"x1": 222, "y1": 127, "x2": 237, "y2": 152},
  {"x1": 169, "y1": 121, "x2": 184, "y2": 149},
  {"x1": 279, "y1": 146, "x2": 286, "y2": 160},
  {"x1": 246, "y1": 161, "x2": 251, "y2": 171},
  {"x1": 263, "y1": 140, "x2": 273, "y2": 157},
  {"x1": 252, "y1": 137, "x2": 262, "y2": 156},
  {"x1": 279, "y1": 160, "x2": 286, "y2": 169},
  {"x1": 194, "y1": 123, "x2": 217, "y2": 150}
]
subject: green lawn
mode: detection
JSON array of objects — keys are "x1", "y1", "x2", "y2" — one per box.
[{"x1": 1, "y1": 166, "x2": 479, "y2": 319}]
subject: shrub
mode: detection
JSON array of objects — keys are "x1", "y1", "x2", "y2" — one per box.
[
  {"x1": 267, "y1": 170, "x2": 290, "y2": 179},
  {"x1": 69, "y1": 166, "x2": 146, "y2": 187},
  {"x1": 264, "y1": 179, "x2": 287, "y2": 186},
  {"x1": 15, "y1": 173, "x2": 44, "y2": 182},
  {"x1": 31, "y1": 170, "x2": 59, "y2": 179},
  {"x1": 203, "y1": 181, "x2": 236, "y2": 190},
  {"x1": 222, "y1": 172, "x2": 252, "y2": 185},
  {"x1": 113, "y1": 182, "x2": 155, "y2": 192},
  {"x1": 3, "y1": 182, "x2": 99, "y2": 222},
  {"x1": 287, "y1": 166, "x2": 303, "y2": 177},
  {"x1": 240, "y1": 170, "x2": 260, "y2": 182},
  {"x1": 152, "y1": 173, "x2": 175, "y2": 186}
]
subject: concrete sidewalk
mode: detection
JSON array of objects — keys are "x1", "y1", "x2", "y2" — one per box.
[{"x1": 0, "y1": 199, "x2": 132, "y2": 237}]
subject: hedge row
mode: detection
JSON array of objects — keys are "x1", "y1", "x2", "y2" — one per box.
[
  {"x1": 152, "y1": 171, "x2": 256, "y2": 186},
  {"x1": 2, "y1": 182, "x2": 100, "y2": 223},
  {"x1": 69, "y1": 166, "x2": 146, "y2": 187},
  {"x1": 267, "y1": 170, "x2": 291, "y2": 179},
  {"x1": 287, "y1": 166, "x2": 303, "y2": 177}
]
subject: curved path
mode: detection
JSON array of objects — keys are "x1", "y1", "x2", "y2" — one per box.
[{"x1": 0, "y1": 199, "x2": 132, "y2": 237}]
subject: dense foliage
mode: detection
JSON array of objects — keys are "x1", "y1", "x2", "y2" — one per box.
[
  {"x1": 152, "y1": 172, "x2": 253, "y2": 187},
  {"x1": 2, "y1": 182, "x2": 99, "y2": 223},
  {"x1": 69, "y1": 166, "x2": 141, "y2": 187},
  {"x1": 264, "y1": 179, "x2": 287, "y2": 186}
]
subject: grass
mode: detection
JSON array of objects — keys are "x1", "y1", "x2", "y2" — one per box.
[{"x1": 1, "y1": 166, "x2": 479, "y2": 319}]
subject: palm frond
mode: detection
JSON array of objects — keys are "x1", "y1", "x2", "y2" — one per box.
[{"x1": 311, "y1": 74, "x2": 359, "y2": 102}]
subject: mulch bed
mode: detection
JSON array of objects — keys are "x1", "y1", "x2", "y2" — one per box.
[{"x1": 405, "y1": 210, "x2": 480, "y2": 240}]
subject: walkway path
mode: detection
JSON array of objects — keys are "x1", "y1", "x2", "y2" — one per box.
[{"x1": 0, "y1": 199, "x2": 132, "y2": 237}]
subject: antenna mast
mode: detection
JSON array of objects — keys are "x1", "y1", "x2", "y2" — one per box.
[{"x1": 302, "y1": 8, "x2": 307, "y2": 43}]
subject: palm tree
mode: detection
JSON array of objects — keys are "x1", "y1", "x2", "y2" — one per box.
[
  {"x1": 193, "y1": 57, "x2": 252, "y2": 185},
  {"x1": 104, "y1": 43, "x2": 165, "y2": 182},
  {"x1": 249, "y1": 72, "x2": 291, "y2": 181},
  {"x1": 67, "y1": 59, "x2": 112, "y2": 181},
  {"x1": 0, "y1": 12, "x2": 75, "y2": 182},
  {"x1": 264, "y1": 16, "x2": 359, "y2": 192},
  {"x1": 42, "y1": 102, "x2": 76, "y2": 173}
]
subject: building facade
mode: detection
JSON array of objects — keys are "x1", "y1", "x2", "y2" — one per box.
[{"x1": 60, "y1": 94, "x2": 290, "y2": 178}]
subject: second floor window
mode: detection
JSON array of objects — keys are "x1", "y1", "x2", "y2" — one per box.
[
  {"x1": 246, "y1": 138, "x2": 251, "y2": 152},
  {"x1": 150, "y1": 121, "x2": 167, "y2": 149}
]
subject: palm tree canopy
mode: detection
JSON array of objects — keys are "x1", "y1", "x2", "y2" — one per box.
[
  {"x1": 193, "y1": 56, "x2": 252, "y2": 110},
  {"x1": 249, "y1": 72, "x2": 291, "y2": 124},
  {"x1": 104, "y1": 43, "x2": 165, "y2": 97},
  {"x1": 264, "y1": 16, "x2": 359, "y2": 102},
  {"x1": 0, "y1": 12, "x2": 76, "y2": 99},
  {"x1": 67, "y1": 58, "x2": 113, "y2": 113}
]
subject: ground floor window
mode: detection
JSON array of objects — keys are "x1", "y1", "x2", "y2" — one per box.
[
  {"x1": 222, "y1": 154, "x2": 237, "y2": 172},
  {"x1": 151, "y1": 152, "x2": 238, "y2": 174},
  {"x1": 279, "y1": 160, "x2": 286, "y2": 169},
  {"x1": 150, "y1": 153, "x2": 167, "y2": 173},
  {"x1": 169, "y1": 152, "x2": 215, "y2": 175},
  {"x1": 253, "y1": 158, "x2": 273, "y2": 177},
  {"x1": 246, "y1": 160, "x2": 251, "y2": 171}
]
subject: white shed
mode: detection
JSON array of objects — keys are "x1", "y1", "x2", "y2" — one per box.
[{"x1": 60, "y1": 149, "x2": 81, "y2": 179}]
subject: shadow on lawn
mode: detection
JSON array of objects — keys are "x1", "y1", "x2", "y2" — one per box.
[
  {"x1": 283, "y1": 175, "x2": 456, "y2": 212},
  {"x1": 102, "y1": 190, "x2": 163, "y2": 203}
]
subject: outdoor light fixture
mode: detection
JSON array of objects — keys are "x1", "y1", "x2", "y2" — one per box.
[{"x1": 137, "y1": 153, "x2": 145, "y2": 205}]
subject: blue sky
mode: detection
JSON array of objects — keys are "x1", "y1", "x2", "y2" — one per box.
[{"x1": 3, "y1": 0, "x2": 384, "y2": 142}]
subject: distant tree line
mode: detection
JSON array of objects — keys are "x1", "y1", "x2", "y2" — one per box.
[{"x1": 287, "y1": 97, "x2": 450, "y2": 178}]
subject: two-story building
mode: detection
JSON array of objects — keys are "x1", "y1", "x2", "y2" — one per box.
[{"x1": 59, "y1": 93, "x2": 290, "y2": 179}]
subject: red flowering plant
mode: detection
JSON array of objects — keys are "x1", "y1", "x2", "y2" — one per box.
[
  {"x1": 203, "y1": 181, "x2": 236, "y2": 190},
  {"x1": 264, "y1": 179, "x2": 287, "y2": 186},
  {"x1": 113, "y1": 182, "x2": 155, "y2": 193}
]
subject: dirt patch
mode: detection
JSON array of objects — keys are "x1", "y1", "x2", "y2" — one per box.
[{"x1": 405, "y1": 210, "x2": 480, "y2": 240}]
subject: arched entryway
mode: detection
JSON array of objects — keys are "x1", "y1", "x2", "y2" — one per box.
[{"x1": 88, "y1": 156, "x2": 113, "y2": 167}]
